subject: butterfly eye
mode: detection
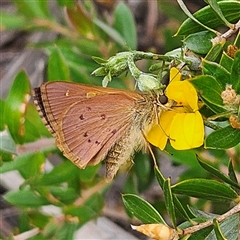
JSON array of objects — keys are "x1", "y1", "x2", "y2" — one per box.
[{"x1": 159, "y1": 94, "x2": 168, "y2": 104}]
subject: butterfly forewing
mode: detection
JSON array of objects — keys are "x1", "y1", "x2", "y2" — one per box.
[{"x1": 34, "y1": 82, "x2": 146, "y2": 169}]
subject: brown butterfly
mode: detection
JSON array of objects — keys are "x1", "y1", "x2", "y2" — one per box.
[{"x1": 33, "y1": 81, "x2": 168, "y2": 180}]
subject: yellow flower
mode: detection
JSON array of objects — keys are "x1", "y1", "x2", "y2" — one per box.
[{"x1": 147, "y1": 68, "x2": 204, "y2": 150}]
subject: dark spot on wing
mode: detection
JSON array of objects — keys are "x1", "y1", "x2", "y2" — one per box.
[
  {"x1": 87, "y1": 107, "x2": 91, "y2": 111},
  {"x1": 100, "y1": 114, "x2": 106, "y2": 120},
  {"x1": 95, "y1": 140, "x2": 100, "y2": 145},
  {"x1": 111, "y1": 129, "x2": 117, "y2": 134},
  {"x1": 79, "y1": 114, "x2": 84, "y2": 120},
  {"x1": 83, "y1": 132, "x2": 88, "y2": 137},
  {"x1": 88, "y1": 139, "x2": 91, "y2": 143}
]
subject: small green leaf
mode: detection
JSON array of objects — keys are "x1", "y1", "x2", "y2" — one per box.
[
  {"x1": 206, "y1": 214, "x2": 239, "y2": 240},
  {"x1": 197, "y1": 156, "x2": 240, "y2": 189},
  {"x1": 0, "y1": 152, "x2": 42, "y2": 174},
  {"x1": 0, "y1": 12, "x2": 27, "y2": 30},
  {"x1": 173, "y1": 195, "x2": 193, "y2": 222},
  {"x1": 18, "y1": 153, "x2": 46, "y2": 179},
  {"x1": 65, "y1": 3, "x2": 94, "y2": 38},
  {"x1": 122, "y1": 194, "x2": 166, "y2": 224},
  {"x1": 133, "y1": 152, "x2": 154, "y2": 192},
  {"x1": 230, "y1": 50, "x2": 240, "y2": 93},
  {"x1": 202, "y1": 59, "x2": 231, "y2": 89},
  {"x1": 206, "y1": 0, "x2": 233, "y2": 28},
  {"x1": 37, "y1": 161, "x2": 79, "y2": 186},
  {"x1": 56, "y1": 0, "x2": 74, "y2": 7},
  {"x1": 0, "y1": 99, "x2": 5, "y2": 131},
  {"x1": 13, "y1": 0, "x2": 51, "y2": 19},
  {"x1": 176, "y1": 1, "x2": 240, "y2": 36},
  {"x1": 213, "y1": 218, "x2": 227, "y2": 240},
  {"x1": 228, "y1": 161, "x2": 239, "y2": 186},
  {"x1": 220, "y1": 52, "x2": 234, "y2": 72},
  {"x1": 65, "y1": 193, "x2": 104, "y2": 223},
  {"x1": 200, "y1": 97, "x2": 225, "y2": 114},
  {"x1": 191, "y1": 75, "x2": 224, "y2": 108},
  {"x1": 205, "y1": 42, "x2": 224, "y2": 62},
  {"x1": 163, "y1": 178, "x2": 176, "y2": 227},
  {"x1": 48, "y1": 186, "x2": 78, "y2": 204},
  {"x1": 184, "y1": 31, "x2": 215, "y2": 54},
  {"x1": 0, "y1": 130, "x2": 16, "y2": 155},
  {"x1": 113, "y1": 2, "x2": 137, "y2": 50},
  {"x1": 205, "y1": 125, "x2": 240, "y2": 149},
  {"x1": 54, "y1": 222, "x2": 78, "y2": 240},
  {"x1": 154, "y1": 166, "x2": 165, "y2": 188},
  {"x1": 4, "y1": 189, "x2": 49, "y2": 207},
  {"x1": 94, "y1": 19, "x2": 126, "y2": 47},
  {"x1": 29, "y1": 211, "x2": 51, "y2": 229},
  {"x1": 48, "y1": 47, "x2": 70, "y2": 81},
  {"x1": 172, "y1": 179, "x2": 238, "y2": 202},
  {"x1": 4, "y1": 71, "x2": 31, "y2": 144}
]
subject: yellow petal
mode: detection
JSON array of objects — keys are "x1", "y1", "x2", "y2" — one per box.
[
  {"x1": 166, "y1": 80, "x2": 198, "y2": 112},
  {"x1": 170, "y1": 67, "x2": 181, "y2": 82},
  {"x1": 170, "y1": 111, "x2": 204, "y2": 150},
  {"x1": 146, "y1": 111, "x2": 176, "y2": 150}
]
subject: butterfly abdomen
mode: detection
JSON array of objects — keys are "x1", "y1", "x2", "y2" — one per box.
[{"x1": 105, "y1": 124, "x2": 146, "y2": 180}]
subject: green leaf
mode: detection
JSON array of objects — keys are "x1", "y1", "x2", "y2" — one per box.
[
  {"x1": 197, "y1": 156, "x2": 240, "y2": 189},
  {"x1": 93, "y1": 19, "x2": 126, "y2": 47},
  {"x1": 205, "y1": 42, "x2": 224, "y2": 62},
  {"x1": 220, "y1": 52, "x2": 234, "y2": 72},
  {"x1": 19, "y1": 153, "x2": 46, "y2": 179},
  {"x1": 56, "y1": 0, "x2": 74, "y2": 7},
  {"x1": 228, "y1": 160, "x2": 239, "y2": 187},
  {"x1": 4, "y1": 189, "x2": 49, "y2": 207},
  {"x1": 0, "y1": 11, "x2": 27, "y2": 30},
  {"x1": 4, "y1": 71, "x2": 31, "y2": 144},
  {"x1": 0, "y1": 99, "x2": 5, "y2": 131},
  {"x1": 230, "y1": 50, "x2": 240, "y2": 93},
  {"x1": 172, "y1": 195, "x2": 193, "y2": 222},
  {"x1": 176, "y1": 1, "x2": 240, "y2": 36},
  {"x1": 199, "y1": 97, "x2": 225, "y2": 114},
  {"x1": 206, "y1": 0, "x2": 233, "y2": 27},
  {"x1": 184, "y1": 31, "x2": 215, "y2": 54},
  {"x1": 171, "y1": 179, "x2": 238, "y2": 202},
  {"x1": 37, "y1": 160, "x2": 79, "y2": 186},
  {"x1": 13, "y1": 0, "x2": 51, "y2": 19},
  {"x1": 48, "y1": 47, "x2": 70, "y2": 81},
  {"x1": 163, "y1": 178, "x2": 176, "y2": 227},
  {"x1": 65, "y1": 193, "x2": 104, "y2": 223},
  {"x1": 0, "y1": 152, "x2": 42, "y2": 174},
  {"x1": 113, "y1": 2, "x2": 137, "y2": 50},
  {"x1": 48, "y1": 186, "x2": 78, "y2": 204},
  {"x1": 65, "y1": 3, "x2": 95, "y2": 38},
  {"x1": 25, "y1": 104, "x2": 51, "y2": 140},
  {"x1": 0, "y1": 129, "x2": 16, "y2": 155},
  {"x1": 133, "y1": 152, "x2": 154, "y2": 192},
  {"x1": 206, "y1": 213, "x2": 239, "y2": 240},
  {"x1": 202, "y1": 59, "x2": 231, "y2": 89},
  {"x1": 154, "y1": 166, "x2": 165, "y2": 188},
  {"x1": 205, "y1": 125, "x2": 240, "y2": 149},
  {"x1": 54, "y1": 222, "x2": 78, "y2": 240},
  {"x1": 213, "y1": 218, "x2": 227, "y2": 240},
  {"x1": 190, "y1": 75, "x2": 224, "y2": 108},
  {"x1": 165, "y1": 145, "x2": 198, "y2": 168},
  {"x1": 122, "y1": 194, "x2": 166, "y2": 224},
  {"x1": 29, "y1": 211, "x2": 51, "y2": 229}
]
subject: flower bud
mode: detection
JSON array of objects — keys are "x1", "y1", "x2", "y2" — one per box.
[{"x1": 137, "y1": 73, "x2": 161, "y2": 91}]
